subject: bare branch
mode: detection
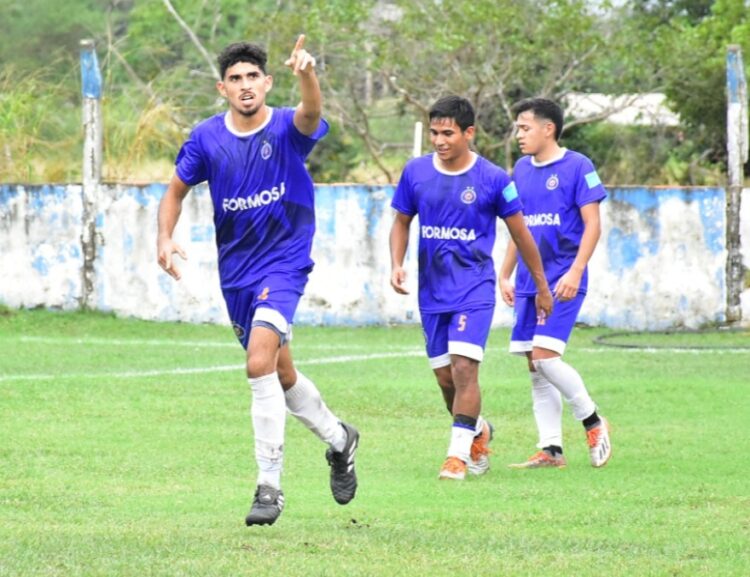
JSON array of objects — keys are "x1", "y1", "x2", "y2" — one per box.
[
  {"x1": 384, "y1": 73, "x2": 429, "y2": 116},
  {"x1": 349, "y1": 89, "x2": 394, "y2": 182},
  {"x1": 322, "y1": 76, "x2": 395, "y2": 182},
  {"x1": 541, "y1": 44, "x2": 599, "y2": 97},
  {"x1": 162, "y1": 0, "x2": 220, "y2": 81},
  {"x1": 562, "y1": 93, "x2": 644, "y2": 134}
]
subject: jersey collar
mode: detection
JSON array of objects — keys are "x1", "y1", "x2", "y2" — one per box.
[
  {"x1": 432, "y1": 151, "x2": 478, "y2": 175},
  {"x1": 531, "y1": 147, "x2": 567, "y2": 167},
  {"x1": 224, "y1": 107, "x2": 274, "y2": 137}
]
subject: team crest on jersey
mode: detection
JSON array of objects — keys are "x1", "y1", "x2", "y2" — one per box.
[
  {"x1": 232, "y1": 322, "x2": 245, "y2": 340},
  {"x1": 460, "y1": 186, "x2": 477, "y2": 204},
  {"x1": 261, "y1": 140, "x2": 272, "y2": 160},
  {"x1": 546, "y1": 174, "x2": 559, "y2": 190},
  {"x1": 258, "y1": 287, "x2": 270, "y2": 301}
]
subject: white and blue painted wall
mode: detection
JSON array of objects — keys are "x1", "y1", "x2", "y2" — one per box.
[{"x1": 1, "y1": 183, "x2": 747, "y2": 330}]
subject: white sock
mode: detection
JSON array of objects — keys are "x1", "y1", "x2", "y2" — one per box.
[
  {"x1": 474, "y1": 415, "x2": 486, "y2": 437},
  {"x1": 530, "y1": 370, "x2": 563, "y2": 448},
  {"x1": 249, "y1": 372, "x2": 286, "y2": 489},
  {"x1": 447, "y1": 424, "x2": 474, "y2": 463},
  {"x1": 284, "y1": 371, "x2": 347, "y2": 452},
  {"x1": 533, "y1": 357, "x2": 596, "y2": 421}
]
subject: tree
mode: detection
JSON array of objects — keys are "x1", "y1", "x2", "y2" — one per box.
[
  {"x1": 632, "y1": 0, "x2": 750, "y2": 173},
  {"x1": 0, "y1": 0, "x2": 742, "y2": 184},
  {"x1": 360, "y1": 0, "x2": 662, "y2": 172}
]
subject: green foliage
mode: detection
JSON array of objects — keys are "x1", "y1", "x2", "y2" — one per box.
[
  {"x1": 0, "y1": 0, "x2": 748, "y2": 184},
  {"x1": 306, "y1": 120, "x2": 360, "y2": 183},
  {"x1": 0, "y1": 0, "x2": 109, "y2": 77},
  {"x1": 0, "y1": 64, "x2": 81, "y2": 182},
  {"x1": 628, "y1": 0, "x2": 714, "y2": 25},
  {"x1": 561, "y1": 122, "x2": 724, "y2": 185},
  {"x1": 635, "y1": 0, "x2": 750, "y2": 169}
]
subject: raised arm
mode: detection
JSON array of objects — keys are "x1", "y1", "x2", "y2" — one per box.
[
  {"x1": 157, "y1": 173, "x2": 191, "y2": 280},
  {"x1": 389, "y1": 211, "x2": 414, "y2": 295},
  {"x1": 285, "y1": 34, "x2": 321, "y2": 136}
]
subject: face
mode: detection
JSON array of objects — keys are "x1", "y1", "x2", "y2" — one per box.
[
  {"x1": 429, "y1": 117, "x2": 474, "y2": 166},
  {"x1": 217, "y1": 61, "x2": 273, "y2": 117},
  {"x1": 514, "y1": 110, "x2": 555, "y2": 157}
]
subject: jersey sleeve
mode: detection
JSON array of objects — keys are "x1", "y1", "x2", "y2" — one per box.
[
  {"x1": 494, "y1": 169, "x2": 523, "y2": 218},
  {"x1": 283, "y1": 108, "x2": 329, "y2": 158},
  {"x1": 391, "y1": 162, "x2": 416, "y2": 216},
  {"x1": 575, "y1": 156, "x2": 607, "y2": 207},
  {"x1": 175, "y1": 131, "x2": 208, "y2": 186}
]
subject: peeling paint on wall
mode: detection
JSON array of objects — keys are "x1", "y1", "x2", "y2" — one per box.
[
  {"x1": 0, "y1": 183, "x2": 747, "y2": 330},
  {"x1": 1, "y1": 184, "x2": 84, "y2": 309}
]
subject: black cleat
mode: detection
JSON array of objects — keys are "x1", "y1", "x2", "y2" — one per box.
[
  {"x1": 326, "y1": 422, "x2": 359, "y2": 505},
  {"x1": 245, "y1": 484, "x2": 284, "y2": 526}
]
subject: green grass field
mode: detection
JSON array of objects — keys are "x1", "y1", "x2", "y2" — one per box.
[{"x1": 1, "y1": 309, "x2": 748, "y2": 577}]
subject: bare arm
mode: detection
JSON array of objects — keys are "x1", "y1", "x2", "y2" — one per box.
[
  {"x1": 389, "y1": 211, "x2": 414, "y2": 295},
  {"x1": 553, "y1": 202, "x2": 601, "y2": 301},
  {"x1": 504, "y1": 212, "x2": 553, "y2": 319},
  {"x1": 498, "y1": 237, "x2": 518, "y2": 307},
  {"x1": 157, "y1": 173, "x2": 191, "y2": 280},
  {"x1": 285, "y1": 34, "x2": 322, "y2": 136}
]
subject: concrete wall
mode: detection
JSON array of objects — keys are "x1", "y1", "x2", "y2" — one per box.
[{"x1": 1, "y1": 183, "x2": 748, "y2": 330}]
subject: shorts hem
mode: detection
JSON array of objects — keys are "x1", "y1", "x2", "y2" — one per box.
[
  {"x1": 253, "y1": 307, "x2": 291, "y2": 336},
  {"x1": 509, "y1": 340, "x2": 533, "y2": 356},
  {"x1": 428, "y1": 353, "x2": 451, "y2": 369},
  {"x1": 448, "y1": 341, "x2": 484, "y2": 362},
  {"x1": 532, "y1": 335, "x2": 567, "y2": 355}
]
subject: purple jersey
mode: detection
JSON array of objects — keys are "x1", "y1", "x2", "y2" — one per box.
[
  {"x1": 392, "y1": 153, "x2": 523, "y2": 313},
  {"x1": 511, "y1": 149, "x2": 606, "y2": 297},
  {"x1": 175, "y1": 107, "x2": 328, "y2": 290}
]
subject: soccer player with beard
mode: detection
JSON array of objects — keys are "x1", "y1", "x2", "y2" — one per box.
[
  {"x1": 157, "y1": 36, "x2": 358, "y2": 526},
  {"x1": 499, "y1": 97, "x2": 612, "y2": 470},
  {"x1": 389, "y1": 95, "x2": 554, "y2": 480}
]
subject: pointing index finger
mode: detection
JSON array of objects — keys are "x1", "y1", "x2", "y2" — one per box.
[{"x1": 293, "y1": 34, "x2": 305, "y2": 53}]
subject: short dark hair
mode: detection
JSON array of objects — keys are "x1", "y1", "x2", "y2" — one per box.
[
  {"x1": 512, "y1": 98, "x2": 564, "y2": 141},
  {"x1": 428, "y1": 95, "x2": 475, "y2": 132},
  {"x1": 217, "y1": 42, "x2": 268, "y2": 79}
]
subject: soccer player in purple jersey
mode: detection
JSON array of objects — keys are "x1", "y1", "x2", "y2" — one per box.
[
  {"x1": 157, "y1": 36, "x2": 358, "y2": 526},
  {"x1": 390, "y1": 95, "x2": 553, "y2": 481},
  {"x1": 499, "y1": 97, "x2": 612, "y2": 469}
]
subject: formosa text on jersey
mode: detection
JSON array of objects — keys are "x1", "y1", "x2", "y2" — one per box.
[
  {"x1": 222, "y1": 183, "x2": 286, "y2": 212},
  {"x1": 523, "y1": 212, "x2": 561, "y2": 227},
  {"x1": 421, "y1": 225, "x2": 478, "y2": 241}
]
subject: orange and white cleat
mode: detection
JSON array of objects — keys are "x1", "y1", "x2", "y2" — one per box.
[
  {"x1": 508, "y1": 450, "x2": 567, "y2": 469},
  {"x1": 468, "y1": 420, "x2": 494, "y2": 475},
  {"x1": 587, "y1": 417, "x2": 612, "y2": 468},
  {"x1": 438, "y1": 456, "x2": 467, "y2": 480}
]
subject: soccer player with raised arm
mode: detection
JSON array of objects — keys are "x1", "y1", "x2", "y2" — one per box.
[
  {"x1": 390, "y1": 95, "x2": 553, "y2": 480},
  {"x1": 499, "y1": 97, "x2": 612, "y2": 469},
  {"x1": 157, "y1": 36, "x2": 358, "y2": 526}
]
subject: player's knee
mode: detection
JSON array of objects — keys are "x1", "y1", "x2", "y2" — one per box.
[
  {"x1": 532, "y1": 356, "x2": 563, "y2": 382},
  {"x1": 432, "y1": 365, "x2": 453, "y2": 389},
  {"x1": 246, "y1": 354, "x2": 276, "y2": 379},
  {"x1": 451, "y1": 356, "x2": 478, "y2": 388}
]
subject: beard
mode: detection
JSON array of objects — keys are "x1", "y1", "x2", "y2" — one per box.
[
  {"x1": 233, "y1": 96, "x2": 263, "y2": 117},
  {"x1": 238, "y1": 105, "x2": 261, "y2": 117}
]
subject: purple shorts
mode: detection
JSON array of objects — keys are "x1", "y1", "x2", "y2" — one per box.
[
  {"x1": 509, "y1": 293, "x2": 585, "y2": 356},
  {"x1": 421, "y1": 305, "x2": 495, "y2": 368},
  {"x1": 223, "y1": 270, "x2": 308, "y2": 350}
]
